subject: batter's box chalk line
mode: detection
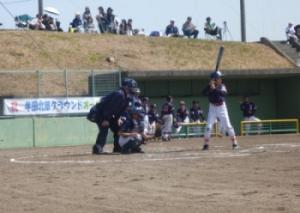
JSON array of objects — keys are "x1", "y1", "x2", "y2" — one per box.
[{"x1": 9, "y1": 143, "x2": 299, "y2": 165}]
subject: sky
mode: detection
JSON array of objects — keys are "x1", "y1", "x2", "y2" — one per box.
[{"x1": 0, "y1": 0, "x2": 299, "y2": 42}]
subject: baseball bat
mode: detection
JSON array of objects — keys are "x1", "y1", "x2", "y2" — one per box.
[{"x1": 215, "y1": 46, "x2": 225, "y2": 71}]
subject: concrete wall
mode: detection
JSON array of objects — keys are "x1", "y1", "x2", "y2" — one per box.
[{"x1": 0, "y1": 117, "x2": 105, "y2": 149}]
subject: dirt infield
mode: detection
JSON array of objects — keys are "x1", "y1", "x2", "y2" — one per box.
[{"x1": 1, "y1": 134, "x2": 299, "y2": 213}]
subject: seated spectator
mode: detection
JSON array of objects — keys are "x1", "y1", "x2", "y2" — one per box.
[
  {"x1": 150, "y1": 31, "x2": 162, "y2": 37},
  {"x1": 42, "y1": 14, "x2": 56, "y2": 31},
  {"x1": 204, "y1": 17, "x2": 222, "y2": 40},
  {"x1": 165, "y1": 19, "x2": 179, "y2": 37},
  {"x1": 82, "y1": 6, "x2": 93, "y2": 33},
  {"x1": 96, "y1": 6, "x2": 107, "y2": 33},
  {"x1": 190, "y1": 101, "x2": 205, "y2": 122},
  {"x1": 29, "y1": 14, "x2": 45, "y2": 30},
  {"x1": 69, "y1": 12, "x2": 82, "y2": 32},
  {"x1": 119, "y1": 19, "x2": 127, "y2": 35},
  {"x1": 127, "y1": 19, "x2": 133, "y2": 36},
  {"x1": 86, "y1": 16, "x2": 96, "y2": 33},
  {"x1": 182, "y1": 17, "x2": 199, "y2": 39}
]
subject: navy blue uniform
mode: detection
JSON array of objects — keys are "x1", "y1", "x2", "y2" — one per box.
[
  {"x1": 190, "y1": 107, "x2": 205, "y2": 122},
  {"x1": 240, "y1": 101, "x2": 257, "y2": 117},
  {"x1": 148, "y1": 110, "x2": 159, "y2": 124},
  {"x1": 176, "y1": 108, "x2": 189, "y2": 122},
  {"x1": 203, "y1": 84, "x2": 227, "y2": 105},
  {"x1": 94, "y1": 88, "x2": 129, "y2": 152},
  {"x1": 161, "y1": 102, "x2": 175, "y2": 116}
]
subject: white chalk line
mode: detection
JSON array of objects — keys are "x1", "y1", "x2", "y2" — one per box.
[{"x1": 9, "y1": 143, "x2": 300, "y2": 165}]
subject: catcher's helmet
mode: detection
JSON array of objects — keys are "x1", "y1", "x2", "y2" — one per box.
[
  {"x1": 122, "y1": 78, "x2": 138, "y2": 88},
  {"x1": 210, "y1": 70, "x2": 223, "y2": 79}
]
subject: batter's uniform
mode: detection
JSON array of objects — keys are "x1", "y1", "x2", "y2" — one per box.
[
  {"x1": 175, "y1": 108, "x2": 190, "y2": 133},
  {"x1": 202, "y1": 71, "x2": 238, "y2": 150},
  {"x1": 161, "y1": 102, "x2": 175, "y2": 141},
  {"x1": 240, "y1": 101, "x2": 262, "y2": 134}
]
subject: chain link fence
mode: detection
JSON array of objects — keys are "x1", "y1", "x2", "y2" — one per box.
[{"x1": 0, "y1": 70, "x2": 121, "y2": 115}]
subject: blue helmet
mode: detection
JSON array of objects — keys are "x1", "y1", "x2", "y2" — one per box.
[
  {"x1": 210, "y1": 70, "x2": 223, "y2": 79},
  {"x1": 122, "y1": 78, "x2": 138, "y2": 89}
]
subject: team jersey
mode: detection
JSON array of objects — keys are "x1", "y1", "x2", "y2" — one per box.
[
  {"x1": 161, "y1": 102, "x2": 175, "y2": 116},
  {"x1": 119, "y1": 118, "x2": 144, "y2": 134},
  {"x1": 148, "y1": 110, "x2": 159, "y2": 124},
  {"x1": 190, "y1": 107, "x2": 205, "y2": 122},
  {"x1": 240, "y1": 101, "x2": 257, "y2": 117},
  {"x1": 176, "y1": 108, "x2": 189, "y2": 122},
  {"x1": 203, "y1": 84, "x2": 227, "y2": 105}
]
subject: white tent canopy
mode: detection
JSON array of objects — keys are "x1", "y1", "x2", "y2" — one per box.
[{"x1": 44, "y1": 6, "x2": 60, "y2": 15}]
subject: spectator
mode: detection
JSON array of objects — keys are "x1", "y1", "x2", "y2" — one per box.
[
  {"x1": 127, "y1": 19, "x2": 133, "y2": 36},
  {"x1": 86, "y1": 16, "x2": 96, "y2": 33},
  {"x1": 29, "y1": 14, "x2": 45, "y2": 30},
  {"x1": 204, "y1": 17, "x2": 222, "y2": 40},
  {"x1": 150, "y1": 31, "x2": 162, "y2": 37},
  {"x1": 138, "y1": 28, "x2": 146, "y2": 36},
  {"x1": 119, "y1": 19, "x2": 127, "y2": 35},
  {"x1": 83, "y1": 6, "x2": 93, "y2": 33},
  {"x1": 165, "y1": 19, "x2": 179, "y2": 37},
  {"x1": 182, "y1": 17, "x2": 199, "y2": 39},
  {"x1": 96, "y1": 6, "x2": 107, "y2": 33},
  {"x1": 106, "y1": 7, "x2": 116, "y2": 33},
  {"x1": 146, "y1": 104, "x2": 160, "y2": 136},
  {"x1": 69, "y1": 12, "x2": 82, "y2": 33},
  {"x1": 285, "y1": 22, "x2": 297, "y2": 43},
  {"x1": 190, "y1": 101, "x2": 205, "y2": 122}
]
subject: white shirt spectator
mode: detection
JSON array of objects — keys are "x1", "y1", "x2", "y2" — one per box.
[{"x1": 286, "y1": 23, "x2": 297, "y2": 40}]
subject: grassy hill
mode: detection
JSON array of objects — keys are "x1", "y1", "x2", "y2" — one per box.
[{"x1": 0, "y1": 31, "x2": 294, "y2": 71}]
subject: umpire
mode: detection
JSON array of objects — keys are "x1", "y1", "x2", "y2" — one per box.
[{"x1": 92, "y1": 78, "x2": 138, "y2": 154}]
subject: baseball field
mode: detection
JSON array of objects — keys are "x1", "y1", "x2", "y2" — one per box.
[{"x1": 0, "y1": 134, "x2": 299, "y2": 213}]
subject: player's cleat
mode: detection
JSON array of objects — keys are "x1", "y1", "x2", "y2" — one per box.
[
  {"x1": 202, "y1": 144, "x2": 209, "y2": 151},
  {"x1": 232, "y1": 143, "x2": 240, "y2": 150},
  {"x1": 92, "y1": 144, "x2": 103, "y2": 155}
]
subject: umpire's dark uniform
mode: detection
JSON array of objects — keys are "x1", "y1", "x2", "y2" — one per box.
[{"x1": 92, "y1": 79, "x2": 137, "y2": 154}]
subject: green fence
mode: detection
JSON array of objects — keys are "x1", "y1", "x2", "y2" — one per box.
[{"x1": 0, "y1": 117, "x2": 112, "y2": 149}]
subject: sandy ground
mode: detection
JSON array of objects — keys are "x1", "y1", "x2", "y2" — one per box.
[{"x1": 0, "y1": 134, "x2": 299, "y2": 213}]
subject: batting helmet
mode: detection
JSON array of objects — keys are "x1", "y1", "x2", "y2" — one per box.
[{"x1": 210, "y1": 70, "x2": 223, "y2": 79}]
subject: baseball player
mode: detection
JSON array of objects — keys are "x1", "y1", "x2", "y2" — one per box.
[
  {"x1": 240, "y1": 95, "x2": 262, "y2": 135},
  {"x1": 161, "y1": 96, "x2": 175, "y2": 141},
  {"x1": 175, "y1": 101, "x2": 190, "y2": 133},
  {"x1": 145, "y1": 104, "x2": 159, "y2": 136},
  {"x1": 202, "y1": 71, "x2": 239, "y2": 150},
  {"x1": 90, "y1": 78, "x2": 138, "y2": 154},
  {"x1": 118, "y1": 108, "x2": 146, "y2": 154},
  {"x1": 190, "y1": 100, "x2": 205, "y2": 122}
]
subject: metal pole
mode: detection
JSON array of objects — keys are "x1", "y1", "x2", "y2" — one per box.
[
  {"x1": 64, "y1": 70, "x2": 68, "y2": 97},
  {"x1": 36, "y1": 70, "x2": 40, "y2": 98},
  {"x1": 92, "y1": 70, "x2": 96, "y2": 97},
  {"x1": 38, "y1": 0, "x2": 43, "y2": 16},
  {"x1": 240, "y1": 0, "x2": 246, "y2": 42}
]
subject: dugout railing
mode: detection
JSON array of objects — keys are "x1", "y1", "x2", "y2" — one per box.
[
  {"x1": 240, "y1": 119, "x2": 299, "y2": 136},
  {"x1": 172, "y1": 122, "x2": 221, "y2": 138}
]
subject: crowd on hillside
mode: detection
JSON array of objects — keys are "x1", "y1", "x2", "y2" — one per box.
[
  {"x1": 285, "y1": 22, "x2": 300, "y2": 50},
  {"x1": 13, "y1": 5, "x2": 224, "y2": 40}
]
